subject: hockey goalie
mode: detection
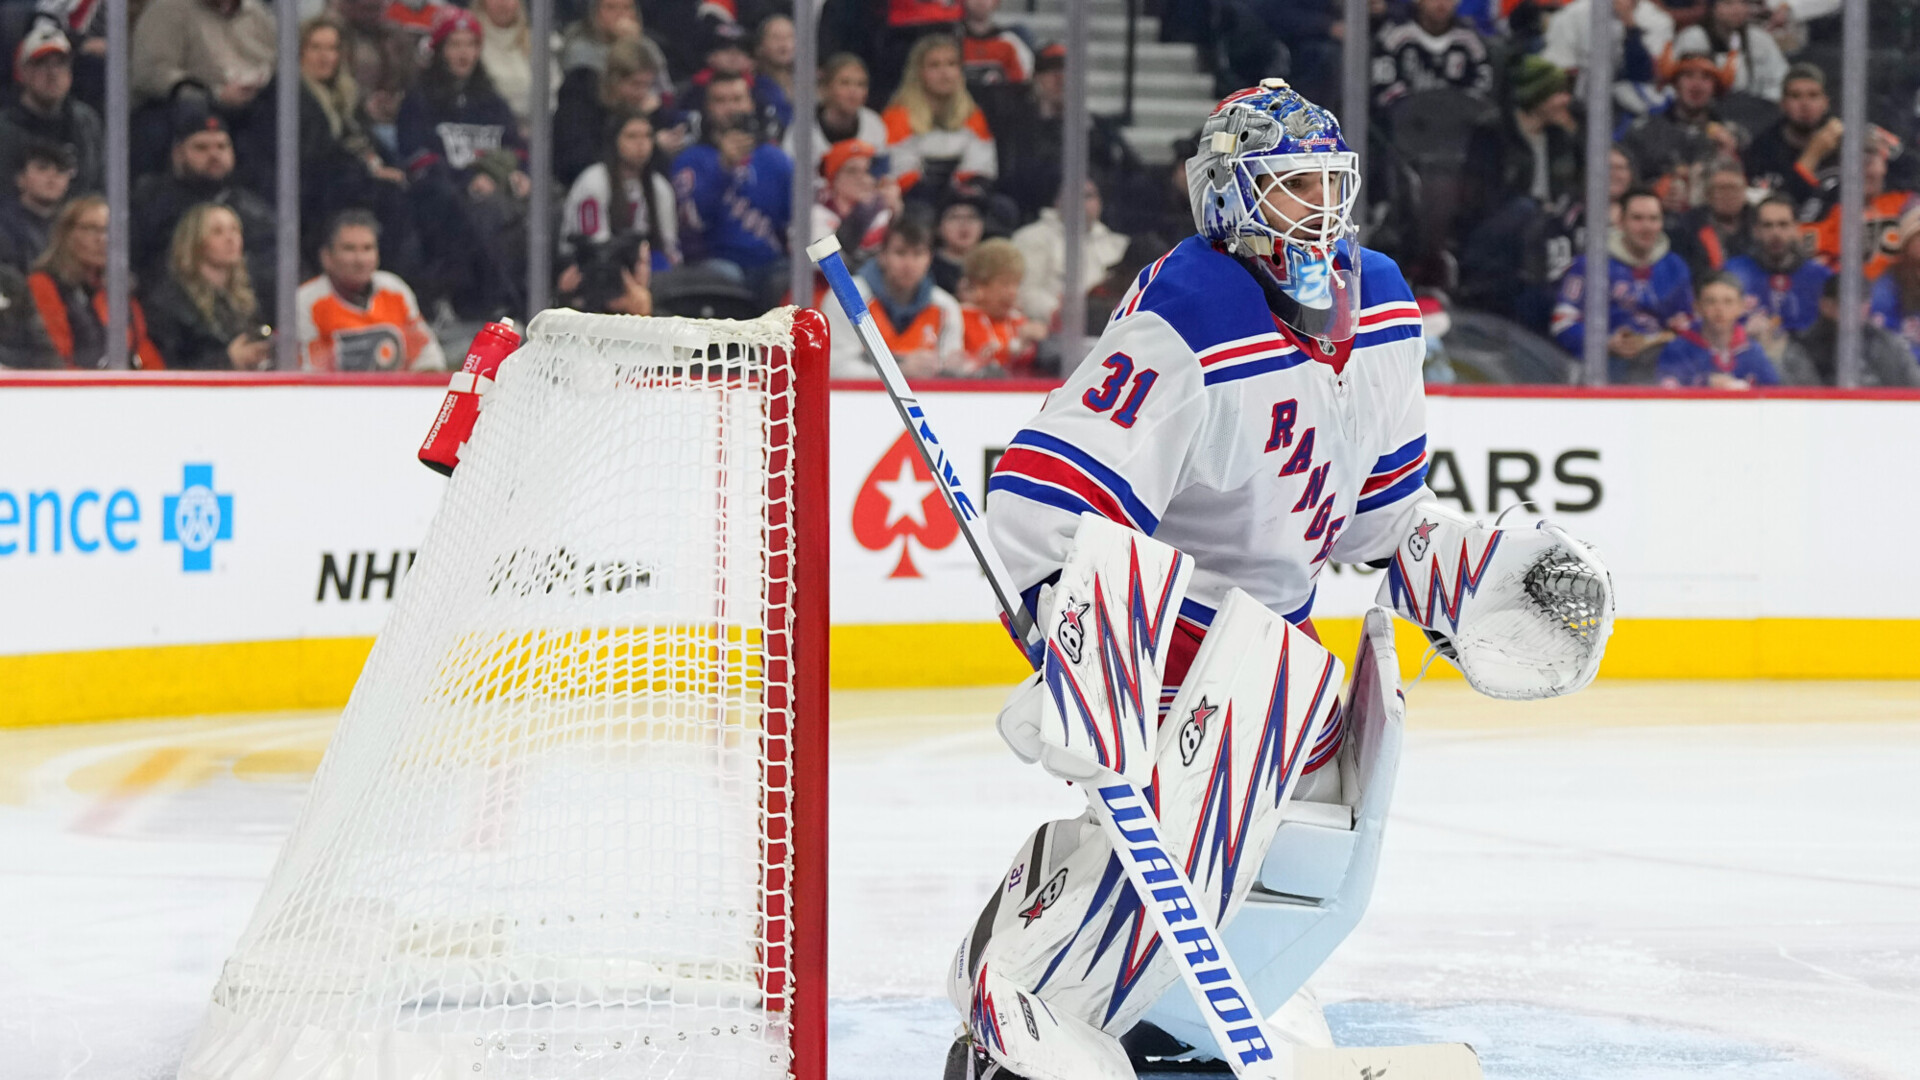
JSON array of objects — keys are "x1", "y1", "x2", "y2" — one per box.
[{"x1": 943, "y1": 80, "x2": 1614, "y2": 1078}]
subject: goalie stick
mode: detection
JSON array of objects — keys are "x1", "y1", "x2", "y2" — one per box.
[
  {"x1": 807, "y1": 235, "x2": 1480, "y2": 1080},
  {"x1": 808, "y1": 235, "x2": 1043, "y2": 664}
]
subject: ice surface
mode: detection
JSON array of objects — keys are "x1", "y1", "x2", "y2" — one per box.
[{"x1": 2, "y1": 686, "x2": 1915, "y2": 1079}]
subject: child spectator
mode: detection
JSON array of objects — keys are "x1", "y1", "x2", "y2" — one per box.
[
  {"x1": 1781, "y1": 274, "x2": 1920, "y2": 387},
  {"x1": 1869, "y1": 210, "x2": 1920, "y2": 366},
  {"x1": 672, "y1": 70, "x2": 792, "y2": 306},
  {"x1": 883, "y1": 35, "x2": 996, "y2": 201},
  {"x1": 554, "y1": 36, "x2": 681, "y2": 186},
  {"x1": 398, "y1": 6, "x2": 529, "y2": 318},
  {"x1": 791, "y1": 54, "x2": 888, "y2": 173},
  {"x1": 1664, "y1": 0, "x2": 1786, "y2": 101},
  {"x1": 296, "y1": 210, "x2": 445, "y2": 370},
  {"x1": 824, "y1": 218, "x2": 961, "y2": 378},
  {"x1": 1723, "y1": 193, "x2": 1828, "y2": 350},
  {"x1": 1371, "y1": 0, "x2": 1495, "y2": 110},
  {"x1": 1552, "y1": 187, "x2": 1695, "y2": 382},
  {"x1": 563, "y1": 109, "x2": 679, "y2": 272},
  {"x1": 143, "y1": 202, "x2": 272, "y2": 369},
  {"x1": 958, "y1": 238, "x2": 1045, "y2": 375},
  {"x1": 0, "y1": 263, "x2": 59, "y2": 369},
  {"x1": 810, "y1": 139, "x2": 896, "y2": 272},
  {"x1": 27, "y1": 195, "x2": 164, "y2": 369},
  {"x1": 959, "y1": 0, "x2": 1033, "y2": 89},
  {"x1": 1670, "y1": 158, "x2": 1753, "y2": 280},
  {"x1": 298, "y1": 17, "x2": 411, "y2": 264},
  {"x1": 477, "y1": 0, "x2": 557, "y2": 130},
  {"x1": 131, "y1": 91, "x2": 277, "y2": 297},
  {"x1": 932, "y1": 192, "x2": 983, "y2": 295},
  {"x1": 1011, "y1": 178, "x2": 1126, "y2": 332},
  {"x1": 752, "y1": 15, "x2": 796, "y2": 137},
  {"x1": 1809, "y1": 143, "x2": 1915, "y2": 282},
  {"x1": 1656, "y1": 272, "x2": 1779, "y2": 388},
  {"x1": 0, "y1": 143, "x2": 73, "y2": 275},
  {"x1": 0, "y1": 19, "x2": 104, "y2": 195}
]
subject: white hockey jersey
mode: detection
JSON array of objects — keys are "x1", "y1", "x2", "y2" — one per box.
[{"x1": 986, "y1": 236, "x2": 1430, "y2": 759}]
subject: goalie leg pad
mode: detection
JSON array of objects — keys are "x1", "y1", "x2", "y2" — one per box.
[
  {"x1": 952, "y1": 589, "x2": 1343, "y2": 1040},
  {"x1": 954, "y1": 965, "x2": 1137, "y2": 1080},
  {"x1": 1137, "y1": 607, "x2": 1406, "y2": 1061}
]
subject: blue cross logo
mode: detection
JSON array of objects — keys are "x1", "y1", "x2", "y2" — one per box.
[{"x1": 162, "y1": 464, "x2": 233, "y2": 573}]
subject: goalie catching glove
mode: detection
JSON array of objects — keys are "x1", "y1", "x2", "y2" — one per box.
[{"x1": 1378, "y1": 502, "x2": 1613, "y2": 700}]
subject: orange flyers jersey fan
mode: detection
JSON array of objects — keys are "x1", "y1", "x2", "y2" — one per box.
[
  {"x1": 963, "y1": 30, "x2": 1033, "y2": 85},
  {"x1": 295, "y1": 272, "x2": 449, "y2": 373},
  {"x1": 961, "y1": 306, "x2": 1036, "y2": 375},
  {"x1": 881, "y1": 105, "x2": 996, "y2": 192}
]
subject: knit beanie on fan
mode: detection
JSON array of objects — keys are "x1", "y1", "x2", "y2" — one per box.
[{"x1": 1511, "y1": 56, "x2": 1570, "y2": 112}]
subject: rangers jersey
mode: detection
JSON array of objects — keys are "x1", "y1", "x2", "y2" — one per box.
[
  {"x1": 987, "y1": 236, "x2": 1429, "y2": 740},
  {"x1": 1722, "y1": 254, "x2": 1829, "y2": 335}
]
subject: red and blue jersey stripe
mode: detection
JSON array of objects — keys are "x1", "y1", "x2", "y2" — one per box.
[
  {"x1": 1356, "y1": 434, "x2": 1427, "y2": 515},
  {"x1": 988, "y1": 430, "x2": 1160, "y2": 534}
]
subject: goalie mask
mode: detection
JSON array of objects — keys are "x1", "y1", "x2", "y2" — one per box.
[{"x1": 1186, "y1": 79, "x2": 1362, "y2": 343}]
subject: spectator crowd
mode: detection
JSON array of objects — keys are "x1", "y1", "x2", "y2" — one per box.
[{"x1": 0, "y1": 0, "x2": 1915, "y2": 387}]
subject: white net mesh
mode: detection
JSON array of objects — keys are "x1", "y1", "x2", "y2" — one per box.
[{"x1": 181, "y1": 308, "x2": 808, "y2": 1080}]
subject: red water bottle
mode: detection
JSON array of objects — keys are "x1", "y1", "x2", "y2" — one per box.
[{"x1": 419, "y1": 318, "x2": 522, "y2": 476}]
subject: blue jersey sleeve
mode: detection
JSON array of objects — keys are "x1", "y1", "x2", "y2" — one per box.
[
  {"x1": 1740, "y1": 342, "x2": 1781, "y2": 386},
  {"x1": 1551, "y1": 255, "x2": 1588, "y2": 355}
]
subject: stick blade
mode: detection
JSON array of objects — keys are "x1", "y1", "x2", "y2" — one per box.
[{"x1": 1291, "y1": 1042, "x2": 1483, "y2": 1080}]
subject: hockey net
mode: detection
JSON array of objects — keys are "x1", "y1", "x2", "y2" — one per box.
[{"x1": 180, "y1": 307, "x2": 829, "y2": 1080}]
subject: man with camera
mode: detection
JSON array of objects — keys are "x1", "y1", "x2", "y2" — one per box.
[{"x1": 671, "y1": 70, "x2": 793, "y2": 309}]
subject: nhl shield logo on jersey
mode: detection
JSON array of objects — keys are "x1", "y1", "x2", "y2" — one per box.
[
  {"x1": 1180, "y1": 697, "x2": 1218, "y2": 766},
  {"x1": 1056, "y1": 599, "x2": 1091, "y2": 665},
  {"x1": 1019, "y1": 868, "x2": 1069, "y2": 926},
  {"x1": 1409, "y1": 519, "x2": 1438, "y2": 561}
]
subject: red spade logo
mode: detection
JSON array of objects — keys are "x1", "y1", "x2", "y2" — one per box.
[{"x1": 852, "y1": 432, "x2": 960, "y2": 578}]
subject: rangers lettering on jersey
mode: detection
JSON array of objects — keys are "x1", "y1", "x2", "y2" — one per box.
[{"x1": 986, "y1": 236, "x2": 1429, "y2": 758}]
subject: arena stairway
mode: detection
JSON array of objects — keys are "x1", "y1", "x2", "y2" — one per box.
[{"x1": 1001, "y1": 0, "x2": 1216, "y2": 165}]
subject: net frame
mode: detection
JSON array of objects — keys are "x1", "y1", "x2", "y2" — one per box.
[{"x1": 179, "y1": 307, "x2": 830, "y2": 1080}]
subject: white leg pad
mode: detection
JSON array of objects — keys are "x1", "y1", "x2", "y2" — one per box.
[
  {"x1": 966, "y1": 965, "x2": 1137, "y2": 1080},
  {"x1": 949, "y1": 589, "x2": 1344, "y2": 1042},
  {"x1": 1138, "y1": 607, "x2": 1406, "y2": 1059}
]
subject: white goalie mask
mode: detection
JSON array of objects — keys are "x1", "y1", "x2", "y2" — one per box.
[{"x1": 1186, "y1": 79, "x2": 1363, "y2": 343}]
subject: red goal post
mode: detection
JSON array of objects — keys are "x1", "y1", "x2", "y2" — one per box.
[{"x1": 179, "y1": 307, "x2": 830, "y2": 1080}]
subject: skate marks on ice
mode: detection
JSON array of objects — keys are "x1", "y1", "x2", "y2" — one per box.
[{"x1": 824, "y1": 996, "x2": 1856, "y2": 1080}]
